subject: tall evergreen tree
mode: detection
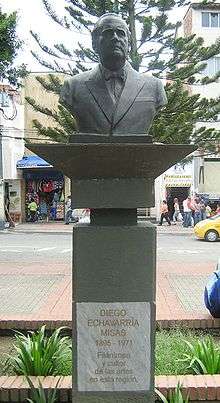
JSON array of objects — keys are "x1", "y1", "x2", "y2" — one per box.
[
  {"x1": 0, "y1": 9, "x2": 26, "y2": 86},
  {"x1": 26, "y1": 0, "x2": 220, "y2": 149}
]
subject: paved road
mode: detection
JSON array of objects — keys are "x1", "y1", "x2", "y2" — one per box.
[
  {"x1": 0, "y1": 231, "x2": 219, "y2": 265},
  {"x1": 0, "y1": 233, "x2": 71, "y2": 263},
  {"x1": 158, "y1": 232, "x2": 219, "y2": 263}
]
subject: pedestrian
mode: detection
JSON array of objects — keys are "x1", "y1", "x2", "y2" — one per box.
[
  {"x1": 199, "y1": 199, "x2": 206, "y2": 221},
  {"x1": 215, "y1": 203, "x2": 220, "y2": 215},
  {"x1": 38, "y1": 198, "x2": 48, "y2": 221},
  {"x1": 183, "y1": 196, "x2": 193, "y2": 227},
  {"x1": 205, "y1": 203, "x2": 212, "y2": 218},
  {"x1": 173, "y1": 197, "x2": 180, "y2": 224},
  {"x1": 158, "y1": 200, "x2": 171, "y2": 226},
  {"x1": 193, "y1": 196, "x2": 201, "y2": 226},
  {"x1": 65, "y1": 195, "x2": 73, "y2": 225},
  {"x1": 27, "y1": 199, "x2": 38, "y2": 222}
]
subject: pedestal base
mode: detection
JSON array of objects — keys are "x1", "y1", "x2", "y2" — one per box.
[{"x1": 72, "y1": 221, "x2": 156, "y2": 402}]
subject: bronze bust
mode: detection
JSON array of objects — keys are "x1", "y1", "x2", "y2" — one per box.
[{"x1": 60, "y1": 13, "x2": 167, "y2": 136}]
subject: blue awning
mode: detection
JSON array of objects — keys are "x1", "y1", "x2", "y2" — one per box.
[{"x1": 17, "y1": 155, "x2": 53, "y2": 169}]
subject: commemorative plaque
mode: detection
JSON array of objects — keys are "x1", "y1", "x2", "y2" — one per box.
[{"x1": 77, "y1": 302, "x2": 151, "y2": 392}]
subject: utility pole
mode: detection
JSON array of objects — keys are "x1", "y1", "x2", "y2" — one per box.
[{"x1": 0, "y1": 125, "x2": 4, "y2": 230}]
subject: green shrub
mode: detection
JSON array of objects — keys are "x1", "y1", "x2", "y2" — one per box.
[
  {"x1": 180, "y1": 336, "x2": 220, "y2": 375},
  {"x1": 7, "y1": 326, "x2": 71, "y2": 376},
  {"x1": 156, "y1": 382, "x2": 189, "y2": 403},
  {"x1": 26, "y1": 376, "x2": 59, "y2": 403}
]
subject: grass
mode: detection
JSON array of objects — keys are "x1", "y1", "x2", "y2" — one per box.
[
  {"x1": 155, "y1": 328, "x2": 220, "y2": 375},
  {"x1": 0, "y1": 329, "x2": 219, "y2": 377},
  {"x1": 0, "y1": 337, "x2": 16, "y2": 375}
]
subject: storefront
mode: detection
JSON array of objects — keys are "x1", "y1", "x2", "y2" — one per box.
[
  {"x1": 164, "y1": 171, "x2": 192, "y2": 217},
  {"x1": 17, "y1": 155, "x2": 65, "y2": 222}
]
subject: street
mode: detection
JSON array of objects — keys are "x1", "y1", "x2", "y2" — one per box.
[
  {"x1": 0, "y1": 232, "x2": 72, "y2": 264},
  {"x1": 0, "y1": 231, "x2": 219, "y2": 265}
]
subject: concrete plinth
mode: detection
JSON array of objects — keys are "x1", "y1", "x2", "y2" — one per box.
[{"x1": 72, "y1": 221, "x2": 156, "y2": 402}]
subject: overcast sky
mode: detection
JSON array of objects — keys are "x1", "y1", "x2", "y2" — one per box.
[
  {"x1": 1, "y1": 0, "x2": 186, "y2": 72},
  {"x1": 1, "y1": 0, "x2": 89, "y2": 71}
]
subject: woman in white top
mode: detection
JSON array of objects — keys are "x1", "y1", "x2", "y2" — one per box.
[{"x1": 173, "y1": 198, "x2": 180, "y2": 223}]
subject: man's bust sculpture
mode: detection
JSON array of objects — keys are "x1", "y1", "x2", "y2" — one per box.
[{"x1": 60, "y1": 13, "x2": 167, "y2": 136}]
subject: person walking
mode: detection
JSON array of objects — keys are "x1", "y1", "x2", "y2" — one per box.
[
  {"x1": 173, "y1": 197, "x2": 180, "y2": 223},
  {"x1": 193, "y1": 197, "x2": 201, "y2": 226},
  {"x1": 183, "y1": 196, "x2": 193, "y2": 227},
  {"x1": 65, "y1": 195, "x2": 73, "y2": 225},
  {"x1": 215, "y1": 203, "x2": 220, "y2": 215},
  {"x1": 199, "y1": 199, "x2": 207, "y2": 221},
  {"x1": 206, "y1": 203, "x2": 212, "y2": 218},
  {"x1": 27, "y1": 199, "x2": 38, "y2": 222},
  {"x1": 158, "y1": 200, "x2": 171, "y2": 226}
]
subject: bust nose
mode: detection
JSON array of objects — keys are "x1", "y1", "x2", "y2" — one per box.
[{"x1": 111, "y1": 31, "x2": 119, "y2": 41}]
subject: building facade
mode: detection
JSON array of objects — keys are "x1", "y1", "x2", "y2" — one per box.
[
  {"x1": 183, "y1": 1, "x2": 220, "y2": 200},
  {"x1": 20, "y1": 72, "x2": 70, "y2": 223},
  {"x1": 0, "y1": 85, "x2": 25, "y2": 227}
]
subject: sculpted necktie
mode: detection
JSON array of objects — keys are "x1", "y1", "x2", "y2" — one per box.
[{"x1": 104, "y1": 70, "x2": 125, "y2": 103}]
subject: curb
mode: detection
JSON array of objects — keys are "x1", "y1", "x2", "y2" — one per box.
[
  {"x1": 4, "y1": 230, "x2": 72, "y2": 235},
  {"x1": 0, "y1": 375, "x2": 219, "y2": 402},
  {"x1": 0, "y1": 320, "x2": 72, "y2": 332},
  {"x1": 0, "y1": 318, "x2": 219, "y2": 332},
  {"x1": 3, "y1": 226, "x2": 193, "y2": 236}
]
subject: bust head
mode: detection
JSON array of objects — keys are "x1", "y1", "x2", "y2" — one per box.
[{"x1": 92, "y1": 13, "x2": 130, "y2": 71}]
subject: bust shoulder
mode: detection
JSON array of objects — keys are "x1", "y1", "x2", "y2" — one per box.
[{"x1": 65, "y1": 69, "x2": 95, "y2": 86}]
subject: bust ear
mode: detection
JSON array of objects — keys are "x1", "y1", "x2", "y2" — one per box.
[{"x1": 91, "y1": 31, "x2": 98, "y2": 54}]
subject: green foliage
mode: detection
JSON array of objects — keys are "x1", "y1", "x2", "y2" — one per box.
[
  {"x1": 180, "y1": 336, "x2": 220, "y2": 375},
  {"x1": 6, "y1": 326, "x2": 72, "y2": 376},
  {"x1": 0, "y1": 9, "x2": 26, "y2": 85},
  {"x1": 25, "y1": 376, "x2": 59, "y2": 403},
  {"x1": 156, "y1": 382, "x2": 189, "y2": 403},
  {"x1": 155, "y1": 329, "x2": 201, "y2": 376}
]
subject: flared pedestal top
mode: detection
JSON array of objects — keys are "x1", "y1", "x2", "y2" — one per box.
[
  {"x1": 27, "y1": 142, "x2": 195, "y2": 209},
  {"x1": 28, "y1": 142, "x2": 195, "y2": 180}
]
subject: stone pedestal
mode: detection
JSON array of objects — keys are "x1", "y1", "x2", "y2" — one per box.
[
  {"x1": 72, "y1": 219, "x2": 155, "y2": 402},
  {"x1": 28, "y1": 140, "x2": 195, "y2": 403}
]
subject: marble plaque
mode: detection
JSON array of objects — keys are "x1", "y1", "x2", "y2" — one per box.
[{"x1": 77, "y1": 302, "x2": 151, "y2": 392}]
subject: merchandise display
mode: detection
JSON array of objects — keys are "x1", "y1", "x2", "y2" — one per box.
[{"x1": 25, "y1": 173, "x2": 65, "y2": 221}]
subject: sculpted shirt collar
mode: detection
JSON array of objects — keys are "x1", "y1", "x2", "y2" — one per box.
[{"x1": 100, "y1": 62, "x2": 129, "y2": 82}]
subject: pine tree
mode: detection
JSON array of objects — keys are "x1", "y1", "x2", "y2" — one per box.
[
  {"x1": 26, "y1": 0, "x2": 220, "y2": 149},
  {"x1": 0, "y1": 9, "x2": 26, "y2": 86}
]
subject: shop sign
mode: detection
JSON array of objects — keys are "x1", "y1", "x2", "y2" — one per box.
[{"x1": 164, "y1": 174, "x2": 192, "y2": 187}]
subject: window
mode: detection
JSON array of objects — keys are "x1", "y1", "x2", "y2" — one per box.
[
  {"x1": 211, "y1": 13, "x2": 218, "y2": 27},
  {"x1": 202, "y1": 12, "x2": 209, "y2": 27},
  {"x1": 202, "y1": 11, "x2": 220, "y2": 27},
  {"x1": 203, "y1": 57, "x2": 220, "y2": 76},
  {"x1": 0, "y1": 92, "x2": 10, "y2": 107}
]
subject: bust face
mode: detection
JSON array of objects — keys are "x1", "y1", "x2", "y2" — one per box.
[{"x1": 95, "y1": 16, "x2": 129, "y2": 70}]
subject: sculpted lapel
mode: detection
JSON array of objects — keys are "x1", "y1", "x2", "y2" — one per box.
[
  {"x1": 85, "y1": 66, "x2": 115, "y2": 124},
  {"x1": 112, "y1": 65, "x2": 146, "y2": 128}
]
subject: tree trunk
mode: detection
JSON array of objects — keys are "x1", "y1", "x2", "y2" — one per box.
[{"x1": 127, "y1": 0, "x2": 139, "y2": 71}]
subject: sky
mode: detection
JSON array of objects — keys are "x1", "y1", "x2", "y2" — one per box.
[
  {"x1": 1, "y1": 0, "x2": 186, "y2": 72},
  {"x1": 1, "y1": 0, "x2": 90, "y2": 72}
]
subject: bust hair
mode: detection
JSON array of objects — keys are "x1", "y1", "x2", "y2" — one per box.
[{"x1": 92, "y1": 13, "x2": 130, "y2": 52}]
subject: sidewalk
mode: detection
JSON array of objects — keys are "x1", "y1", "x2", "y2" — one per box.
[
  {"x1": 0, "y1": 220, "x2": 215, "y2": 331},
  {"x1": 6, "y1": 220, "x2": 194, "y2": 235}
]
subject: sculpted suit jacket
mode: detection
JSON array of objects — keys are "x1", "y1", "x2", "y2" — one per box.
[{"x1": 60, "y1": 62, "x2": 167, "y2": 135}]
